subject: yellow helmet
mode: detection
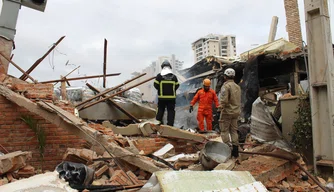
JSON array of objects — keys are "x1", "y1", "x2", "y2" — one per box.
[{"x1": 203, "y1": 78, "x2": 211, "y2": 86}]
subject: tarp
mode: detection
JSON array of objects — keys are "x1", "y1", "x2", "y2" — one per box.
[{"x1": 250, "y1": 97, "x2": 283, "y2": 141}]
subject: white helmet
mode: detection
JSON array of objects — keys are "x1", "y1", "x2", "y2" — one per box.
[{"x1": 224, "y1": 68, "x2": 235, "y2": 77}]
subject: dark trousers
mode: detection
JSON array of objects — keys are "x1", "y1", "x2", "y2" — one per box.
[{"x1": 156, "y1": 99, "x2": 175, "y2": 126}]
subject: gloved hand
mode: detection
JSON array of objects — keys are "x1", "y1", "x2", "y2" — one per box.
[
  {"x1": 217, "y1": 105, "x2": 222, "y2": 112},
  {"x1": 189, "y1": 106, "x2": 193, "y2": 113}
]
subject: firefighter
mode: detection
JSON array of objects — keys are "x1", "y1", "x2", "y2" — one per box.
[
  {"x1": 189, "y1": 78, "x2": 219, "y2": 133},
  {"x1": 154, "y1": 60, "x2": 179, "y2": 126},
  {"x1": 219, "y1": 68, "x2": 241, "y2": 158}
]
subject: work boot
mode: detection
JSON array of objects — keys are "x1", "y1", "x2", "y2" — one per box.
[{"x1": 231, "y1": 145, "x2": 239, "y2": 158}]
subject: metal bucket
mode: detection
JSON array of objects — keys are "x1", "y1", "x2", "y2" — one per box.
[{"x1": 199, "y1": 141, "x2": 231, "y2": 170}]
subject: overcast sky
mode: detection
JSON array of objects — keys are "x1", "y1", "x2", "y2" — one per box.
[{"x1": 1, "y1": 0, "x2": 334, "y2": 88}]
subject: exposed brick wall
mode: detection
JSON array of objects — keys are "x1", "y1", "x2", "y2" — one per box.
[
  {"x1": 0, "y1": 95, "x2": 86, "y2": 171},
  {"x1": 12, "y1": 83, "x2": 54, "y2": 100},
  {"x1": 284, "y1": 0, "x2": 303, "y2": 47},
  {"x1": 132, "y1": 137, "x2": 203, "y2": 155}
]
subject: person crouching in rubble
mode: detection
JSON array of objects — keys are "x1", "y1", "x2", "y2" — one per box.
[
  {"x1": 154, "y1": 60, "x2": 179, "y2": 126},
  {"x1": 189, "y1": 78, "x2": 219, "y2": 133},
  {"x1": 218, "y1": 68, "x2": 241, "y2": 158}
]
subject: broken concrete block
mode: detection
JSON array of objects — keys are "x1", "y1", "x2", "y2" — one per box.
[
  {"x1": 214, "y1": 159, "x2": 236, "y2": 170},
  {"x1": 103, "y1": 121, "x2": 142, "y2": 136},
  {"x1": 125, "y1": 137, "x2": 141, "y2": 155},
  {"x1": 63, "y1": 148, "x2": 98, "y2": 164},
  {"x1": 0, "y1": 177, "x2": 8, "y2": 186},
  {"x1": 0, "y1": 151, "x2": 32, "y2": 175},
  {"x1": 153, "y1": 143, "x2": 175, "y2": 158},
  {"x1": 138, "y1": 122, "x2": 155, "y2": 136},
  {"x1": 17, "y1": 165, "x2": 35, "y2": 178},
  {"x1": 154, "y1": 125, "x2": 208, "y2": 143}
]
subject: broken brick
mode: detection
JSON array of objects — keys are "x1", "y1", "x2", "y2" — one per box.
[
  {"x1": 17, "y1": 165, "x2": 35, "y2": 178},
  {"x1": 95, "y1": 165, "x2": 109, "y2": 178}
]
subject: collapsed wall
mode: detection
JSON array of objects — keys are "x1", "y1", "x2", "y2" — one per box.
[{"x1": 0, "y1": 80, "x2": 86, "y2": 171}]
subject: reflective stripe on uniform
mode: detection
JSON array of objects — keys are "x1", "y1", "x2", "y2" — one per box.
[{"x1": 159, "y1": 80, "x2": 176, "y2": 98}]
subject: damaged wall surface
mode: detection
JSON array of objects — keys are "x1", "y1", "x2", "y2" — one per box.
[{"x1": 0, "y1": 95, "x2": 87, "y2": 171}]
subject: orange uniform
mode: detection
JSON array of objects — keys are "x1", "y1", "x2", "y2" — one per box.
[{"x1": 190, "y1": 88, "x2": 219, "y2": 131}]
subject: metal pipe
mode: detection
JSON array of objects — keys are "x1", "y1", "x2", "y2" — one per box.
[
  {"x1": 39, "y1": 73, "x2": 120, "y2": 84},
  {"x1": 0, "y1": 52, "x2": 37, "y2": 83},
  {"x1": 20, "y1": 36, "x2": 66, "y2": 80},
  {"x1": 80, "y1": 76, "x2": 155, "y2": 110},
  {"x1": 75, "y1": 73, "x2": 146, "y2": 108},
  {"x1": 103, "y1": 39, "x2": 107, "y2": 88},
  {"x1": 85, "y1": 83, "x2": 140, "y2": 123}
]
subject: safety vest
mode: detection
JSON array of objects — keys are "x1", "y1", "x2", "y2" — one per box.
[{"x1": 154, "y1": 73, "x2": 179, "y2": 99}]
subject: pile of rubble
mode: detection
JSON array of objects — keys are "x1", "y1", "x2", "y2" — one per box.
[
  {"x1": 0, "y1": 151, "x2": 36, "y2": 185},
  {"x1": 0, "y1": 70, "x2": 332, "y2": 191}
]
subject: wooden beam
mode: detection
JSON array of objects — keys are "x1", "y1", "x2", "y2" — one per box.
[
  {"x1": 20, "y1": 36, "x2": 66, "y2": 81},
  {"x1": 39, "y1": 73, "x2": 120, "y2": 84},
  {"x1": 0, "y1": 84, "x2": 161, "y2": 173},
  {"x1": 86, "y1": 83, "x2": 140, "y2": 123},
  {"x1": 54, "y1": 66, "x2": 80, "y2": 86},
  {"x1": 75, "y1": 73, "x2": 146, "y2": 108},
  {"x1": 0, "y1": 52, "x2": 37, "y2": 83},
  {"x1": 103, "y1": 39, "x2": 107, "y2": 88},
  {"x1": 81, "y1": 77, "x2": 155, "y2": 110}
]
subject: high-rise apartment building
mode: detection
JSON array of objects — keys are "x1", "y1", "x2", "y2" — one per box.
[{"x1": 192, "y1": 34, "x2": 237, "y2": 63}]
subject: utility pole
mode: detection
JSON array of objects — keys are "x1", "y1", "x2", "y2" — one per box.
[
  {"x1": 0, "y1": 0, "x2": 47, "y2": 75},
  {"x1": 304, "y1": 0, "x2": 334, "y2": 174}
]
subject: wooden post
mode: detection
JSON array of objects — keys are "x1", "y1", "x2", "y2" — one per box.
[
  {"x1": 103, "y1": 39, "x2": 107, "y2": 88},
  {"x1": 60, "y1": 76, "x2": 67, "y2": 100}
]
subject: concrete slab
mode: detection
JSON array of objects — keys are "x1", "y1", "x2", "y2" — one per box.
[{"x1": 0, "y1": 171, "x2": 76, "y2": 192}]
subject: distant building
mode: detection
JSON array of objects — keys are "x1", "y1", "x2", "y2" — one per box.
[
  {"x1": 127, "y1": 55, "x2": 184, "y2": 102},
  {"x1": 192, "y1": 34, "x2": 237, "y2": 63}
]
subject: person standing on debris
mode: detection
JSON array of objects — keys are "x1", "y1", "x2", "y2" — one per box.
[
  {"x1": 154, "y1": 60, "x2": 179, "y2": 126},
  {"x1": 189, "y1": 78, "x2": 219, "y2": 133},
  {"x1": 219, "y1": 68, "x2": 241, "y2": 158}
]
